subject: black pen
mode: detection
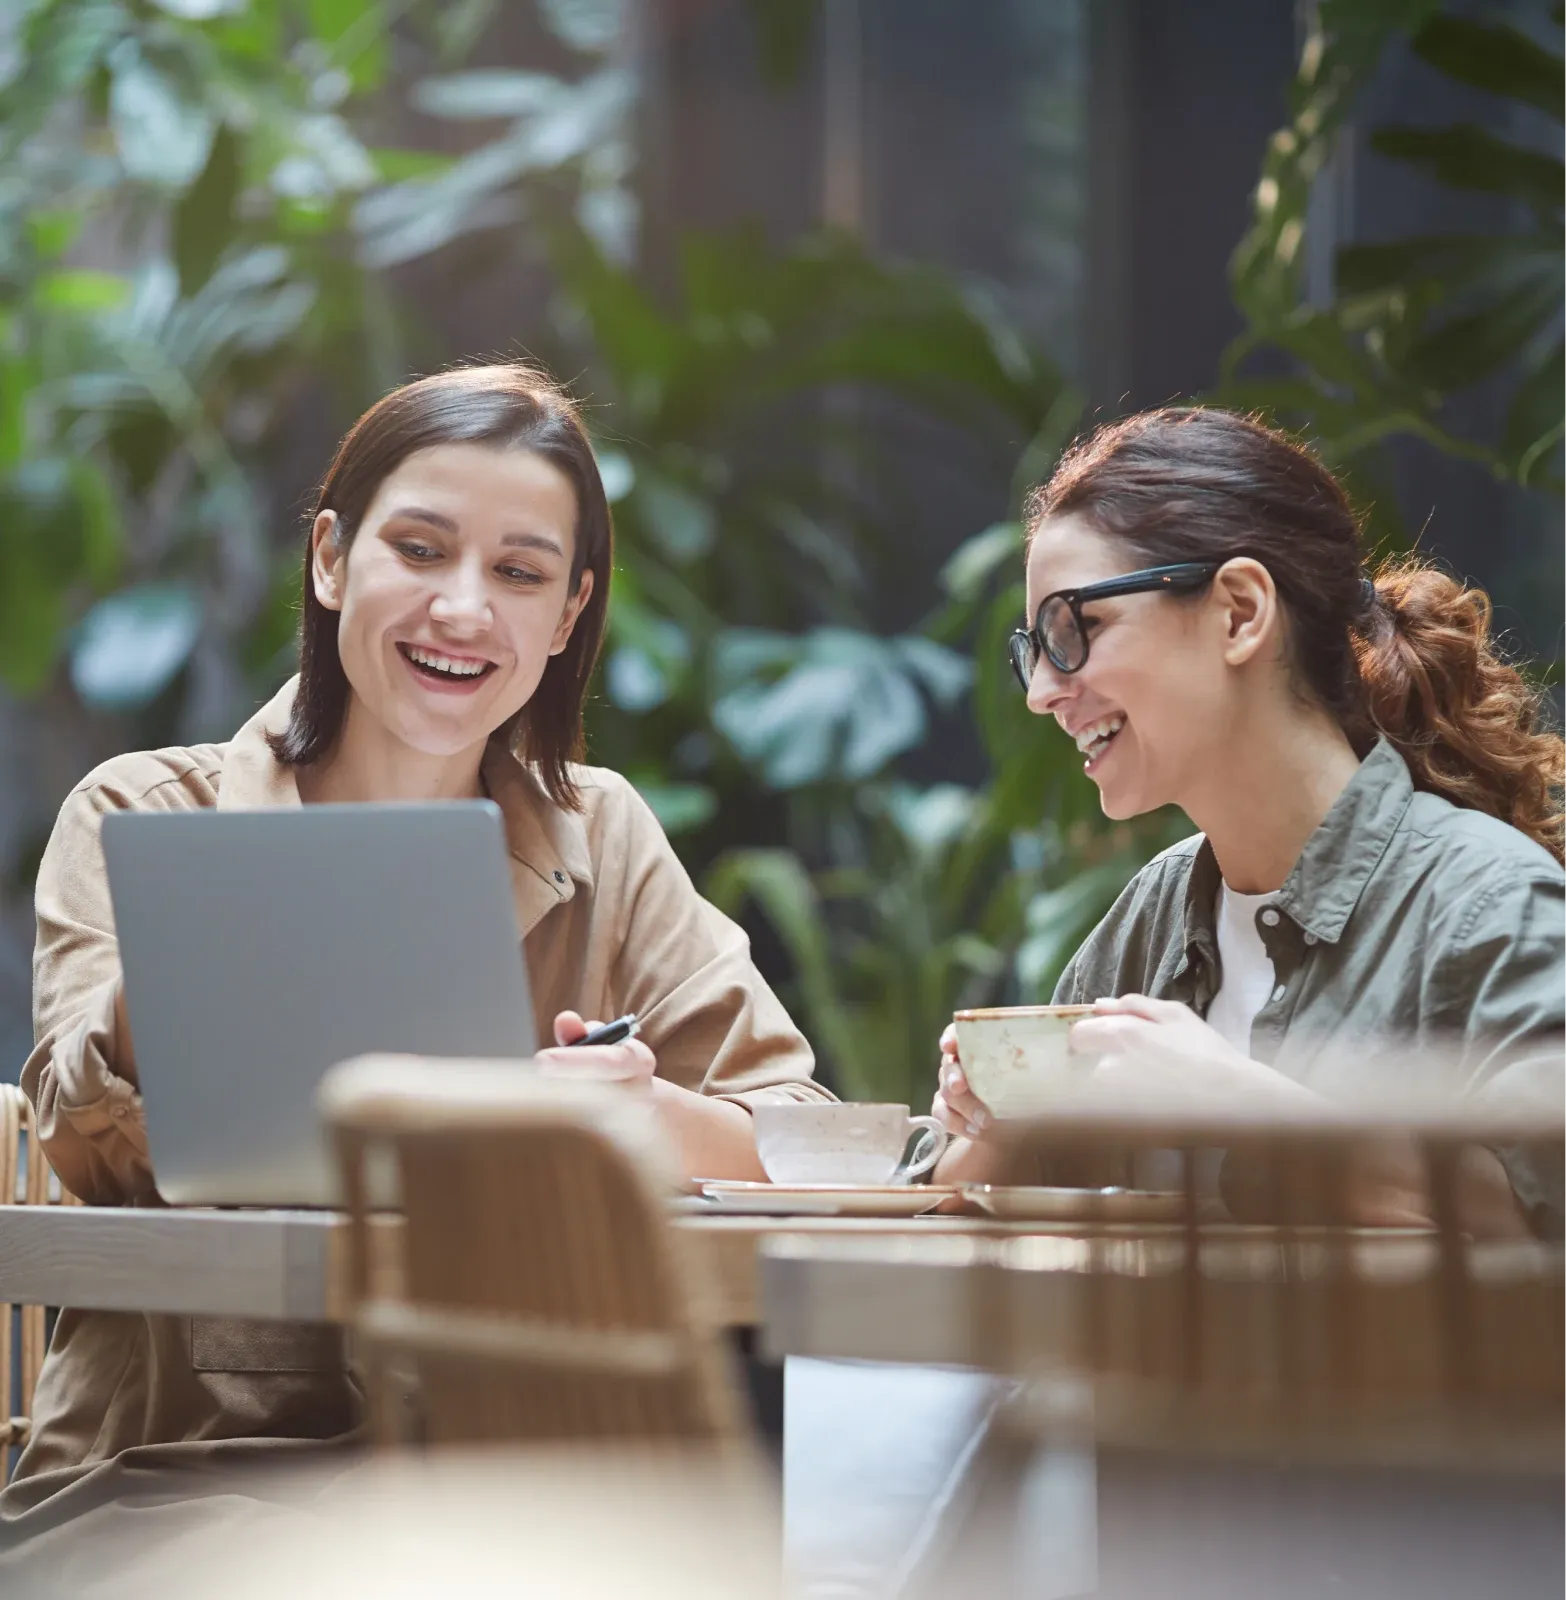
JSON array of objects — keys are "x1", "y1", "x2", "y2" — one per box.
[{"x1": 566, "y1": 1013, "x2": 641, "y2": 1048}]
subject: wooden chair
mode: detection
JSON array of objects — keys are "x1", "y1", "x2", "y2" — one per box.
[
  {"x1": 909, "y1": 1103, "x2": 1565, "y2": 1597},
  {"x1": 319, "y1": 1057, "x2": 754, "y2": 1458},
  {"x1": 2, "y1": 1083, "x2": 78, "y2": 1479},
  {"x1": 968, "y1": 1102, "x2": 1565, "y2": 1458}
]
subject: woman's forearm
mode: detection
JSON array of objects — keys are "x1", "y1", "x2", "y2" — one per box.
[
  {"x1": 649, "y1": 1079, "x2": 767, "y2": 1181},
  {"x1": 933, "y1": 1133, "x2": 1008, "y2": 1186}
]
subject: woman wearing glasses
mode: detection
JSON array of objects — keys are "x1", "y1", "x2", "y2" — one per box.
[{"x1": 932, "y1": 407, "x2": 1564, "y2": 1233}]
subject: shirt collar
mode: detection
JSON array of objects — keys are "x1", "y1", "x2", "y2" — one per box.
[
  {"x1": 1178, "y1": 738, "x2": 1414, "y2": 955},
  {"x1": 1179, "y1": 835, "x2": 1223, "y2": 973},
  {"x1": 216, "y1": 680, "x2": 303, "y2": 810},
  {"x1": 481, "y1": 736, "x2": 594, "y2": 894},
  {"x1": 1272, "y1": 738, "x2": 1412, "y2": 944},
  {"x1": 216, "y1": 676, "x2": 594, "y2": 908}
]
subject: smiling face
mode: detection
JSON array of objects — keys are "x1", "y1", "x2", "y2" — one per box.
[
  {"x1": 312, "y1": 442, "x2": 592, "y2": 764},
  {"x1": 1023, "y1": 513, "x2": 1253, "y2": 821}
]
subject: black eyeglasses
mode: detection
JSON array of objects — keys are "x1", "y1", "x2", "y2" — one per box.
[{"x1": 1008, "y1": 562, "x2": 1221, "y2": 689}]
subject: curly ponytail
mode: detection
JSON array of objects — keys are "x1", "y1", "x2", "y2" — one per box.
[
  {"x1": 1033, "y1": 407, "x2": 1565, "y2": 861},
  {"x1": 1358, "y1": 558, "x2": 1564, "y2": 861}
]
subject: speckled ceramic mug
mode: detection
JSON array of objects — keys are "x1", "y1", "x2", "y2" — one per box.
[
  {"x1": 951, "y1": 1004, "x2": 1097, "y2": 1119},
  {"x1": 752, "y1": 1102, "x2": 949, "y2": 1186}
]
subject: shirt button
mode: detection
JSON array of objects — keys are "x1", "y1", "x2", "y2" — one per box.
[
  {"x1": 1259, "y1": 908, "x2": 1281, "y2": 928},
  {"x1": 553, "y1": 870, "x2": 566, "y2": 885},
  {"x1": 1303, "y1": 931, "x2": 1318, "y2": 946},
  {"x1": 1271, "y1": 984, "x2": 1287, "y2": 1003}
]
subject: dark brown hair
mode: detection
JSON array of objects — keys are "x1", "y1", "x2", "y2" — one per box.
[
  {"x1": 268, "y1": 362, "x2": 612, "y2": 809},
  {"x1": 1027, "y1": 406, "x2": 1564, "y2": 861}
]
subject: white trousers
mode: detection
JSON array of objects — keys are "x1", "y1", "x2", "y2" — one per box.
[{"x1": 782, "y1": 1358, "x2": 1096, "y2": 1599}]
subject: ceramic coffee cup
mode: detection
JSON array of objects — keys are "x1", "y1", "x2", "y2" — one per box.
[
  {"x1": 752, "y1": 1102, "x2": 949, "y2": 1186},
  {"x1": 951, "y1": 1004, "x2": 1096, "y2": 1119}
]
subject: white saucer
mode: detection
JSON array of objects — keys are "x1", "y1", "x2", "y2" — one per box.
[
  {"x1": 958, "y1": 1184, "x2": 1185, "y2": 1222},
  {"x1": 693, "y1": 1181, "x2": 954, "y2": 1218}
]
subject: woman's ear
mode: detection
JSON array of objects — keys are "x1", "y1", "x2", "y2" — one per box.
[
  {"x1": 310, "y1": 511, "x2": 345, "y2": 613},
  {"x1": 1214, "y1": 557, "x2": 1279, "y2": 668},
  {"x1": 548, "y1": 567, "x2": 595, "y2": 657}
]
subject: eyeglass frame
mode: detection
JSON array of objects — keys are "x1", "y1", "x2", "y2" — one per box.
[{"x1": 1008, "y1": 561, "x2": 1223, "y2": 690}]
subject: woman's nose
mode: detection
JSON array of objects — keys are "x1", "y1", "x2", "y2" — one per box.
[
  {"x1": 428, "y1": 562, "x2": 492, "y2": 629},
  {"x1": 1026, "y1": 657, "x2": 1072, "y2": 717}
]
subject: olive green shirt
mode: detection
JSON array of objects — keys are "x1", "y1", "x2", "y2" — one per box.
[{"x1": 1053, "y1": 739, "x2": 1564, "y2": 1227}]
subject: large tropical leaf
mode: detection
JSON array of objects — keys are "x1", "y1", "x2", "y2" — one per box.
[
  {"x1": 1411, "y1": 14, "x2": 1563, "y2": 119},
  {"x1": 1369, "y1": 123, "x2": 1564, "y2": 214}
]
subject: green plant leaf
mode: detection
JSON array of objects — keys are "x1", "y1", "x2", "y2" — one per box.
[
  {"x1": 712, "y1": 628, "x2": 967, "y2": 789},
  {"x1": 0, "y1": 525, "x2": 66, "y2": 693},
  {"x1": 173, "y1": 120, "x2": 241, "y2": 296},
  {"x1": 537, "y1": 0, "x2": 623, "y2": 55},
  {"x1": 635, "y1": 474, "x2": 716, "y2": 563},
  {"x1": 893, "y1": 635, "x2": 973, "y2": 707},
  {"x1": 26, "y1": 208, "x2": 82, "y2": 262},
  {"x1": 1335, "y1": 232, "x2": 1558, "y2": 298},
  {"x1": 370, "y1": 147, "x2": 456, "y2": 182},
  {"x1": 68, "y1": 459, "x2": 123, "y2": 589},
  {"x1": 1370, "y1": 123, "x2": 1564, "y2": 216},
  {"x1": 939, "y1": 521, "x2": 1023, "y2": 603},
  {"x1": 411, "y1": 69, "x2": 561, "y2": 119},
  {"x1": 1402, "y1": 274, "x2": 1561, "y2": 390},
  {"x1": 1504, "y1": 337, "x2": 1565, "y2": 484},
  {"x1": 308, "y1": 0, "x2": 386, "y2": 91},
  {"x1": 1411, "y1": 14, "x2": 1563, "y2": 121},
  {"x1": 33, "y1": 269, "x2": 131, "y2": 311},
  {"x1": 431, "y1": 0, "x2": 501, "y2": 64},
  {"x1": 630, "y1": 780, "x2": 716, "y2": 836},
  {"x1": 70, "y1": 582, "x2": 202, "y2": 711},
  {"x1": 605, "y1": 645, "x2": 670, "y2": 712},
  {"x1": 705, "y1": 846, "x2": 857, "y2": 1070},
  {"x1": 109, "y1": 44, "x2": 216, "y2": 188},
  {"x1": 150, "y1": 0, "x2": 243, "y2": 17},
  {"x1": 0, "y1": 351, "x2": 26, "y2": 469}
]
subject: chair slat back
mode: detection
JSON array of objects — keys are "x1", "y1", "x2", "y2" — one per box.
[
  {"x1": 322, "y1": 1058, "x2": 750, "y2": 1455},
  {"x1": 1, "y1": 1085, "x2": 22, "y2": 1464},
  {"x1": 2, "y1": 1084, "x2": 78, "y2": 1479},
  {"x1": 985, "y1": 1112, "x2": 1565, "y2": 1462}
]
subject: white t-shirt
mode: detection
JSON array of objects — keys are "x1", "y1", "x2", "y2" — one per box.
[{"x1": 1205, "y1": 883, "x2": 1280, "y2": 1058}]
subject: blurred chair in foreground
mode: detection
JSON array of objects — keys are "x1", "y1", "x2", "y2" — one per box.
[
  {"x1": 319, "y1": 1057, "x2": 754, "y2": 1457},
  {"x1": 2, "y1": 1085, "x2": 79, "y2": 1483},
  {"x1": 917, "y1": 1101, "x2": 1565, "y2": 1599}
]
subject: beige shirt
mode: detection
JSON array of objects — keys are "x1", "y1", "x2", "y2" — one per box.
[{"x1": 4, "y1": 680, "x2": 825, "y2": 1528}]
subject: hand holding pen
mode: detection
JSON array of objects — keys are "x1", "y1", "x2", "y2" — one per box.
[{"x1": 536, "y1": 1008, "x2": 654, "y2": 1085}]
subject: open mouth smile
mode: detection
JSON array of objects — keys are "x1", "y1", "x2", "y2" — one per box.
[
  {"x1": 1073, "y1": 715, "x2": 1124, "y2": 773},
  {"x1": 396, "y1": 642, "x2": 498, "y2": 691}
]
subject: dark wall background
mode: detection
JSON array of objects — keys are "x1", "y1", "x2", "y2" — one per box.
[
  {"x1": 643, "y1": 2, "x2": 1291, "y2": 615},
  {"x1": 1086, "y1": 0, "x2": 1297, "y2": 414}
]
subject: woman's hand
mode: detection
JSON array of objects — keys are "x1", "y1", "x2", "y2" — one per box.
[
  {"x1": 535, "y1": 1010, "x2": 657, "y2": 1090},
  {"x1": 932, "y1": 1022, "x2": 997, "y2": 1139},
  {"x1": 1070, "y1": 994, "x2": 1317, "y2": 1109},
  {"x1": 931, "y1": 1023, "x2": 1008, "y2": 1185},
  {"x1": 538, "y1": 1011, "x2": 766, "y2": 1181}
]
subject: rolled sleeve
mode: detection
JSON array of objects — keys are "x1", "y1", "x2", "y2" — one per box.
[
  {"x1": 22, "y1": 779, "x2": 158, "y2": 1204},
  {"x1": 604, "y1": 783, "x2": 830, "y2": 1110},
  {"x1": 1431, "y1": 873, "x2": 1565, "y2": 1232}
]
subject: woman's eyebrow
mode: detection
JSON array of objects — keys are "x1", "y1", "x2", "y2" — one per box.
[
  {"x1": 500, "y1": 531, "x2": 566, "y2": 557},
  {"x1": 386, "y1": 506, "x2": 457, "y2": 533}
]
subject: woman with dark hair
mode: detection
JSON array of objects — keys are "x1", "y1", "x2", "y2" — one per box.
[
  {"x1": 5, "y1": 363, "x2": 827, "y2": 1530},
  {"x1": 933, "y1": 407, "x2": 1563, "y2": 1232}
]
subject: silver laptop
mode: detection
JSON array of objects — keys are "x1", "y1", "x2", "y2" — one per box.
[{"x1": 102, "y1": 802, "x2": 536, "y2": 1206}]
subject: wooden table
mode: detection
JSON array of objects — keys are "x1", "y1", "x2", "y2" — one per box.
[{"x1": 0, "y1": 1201, "x2": 1087, "y2": 1329}]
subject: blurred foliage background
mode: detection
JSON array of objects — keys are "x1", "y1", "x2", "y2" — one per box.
[{"x1": 0, "y1": 0, "x2": 1559, "y2": 1102}]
